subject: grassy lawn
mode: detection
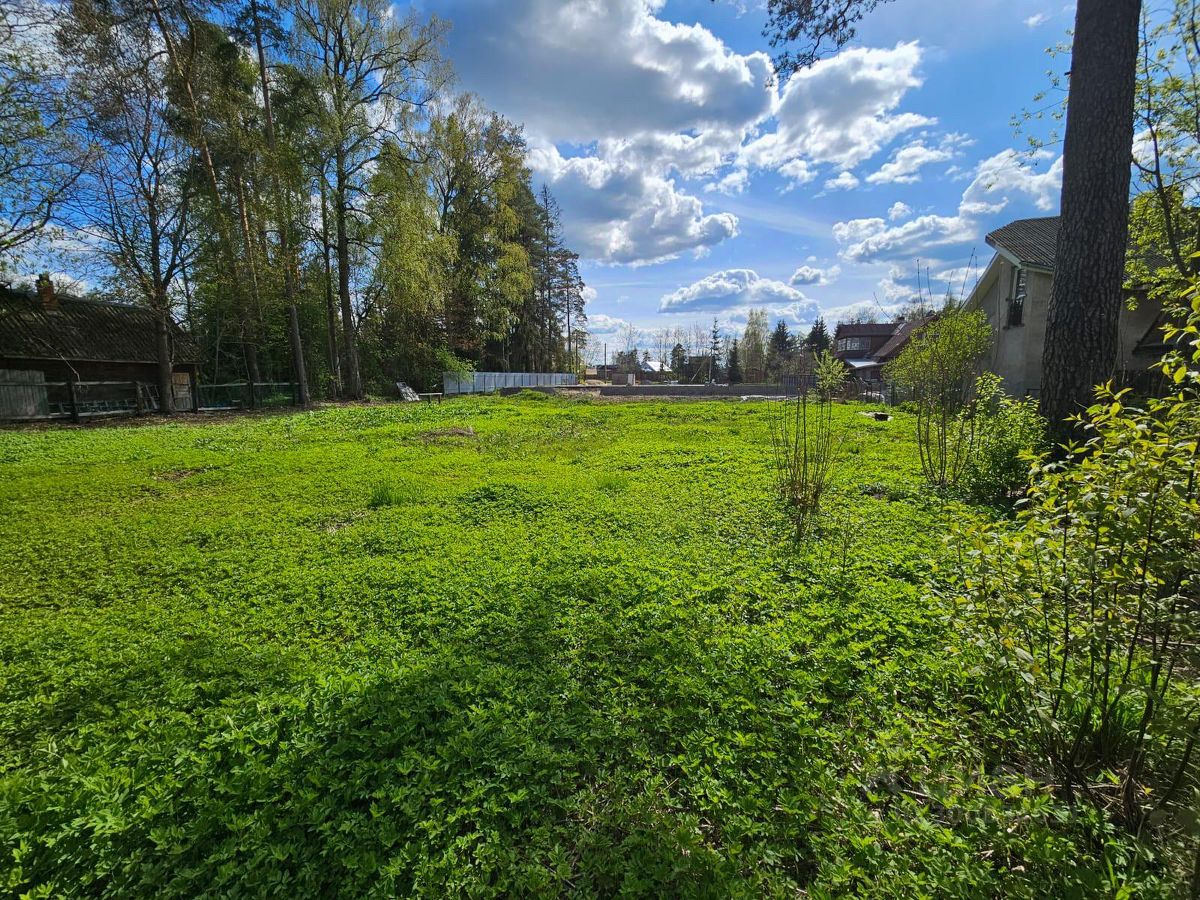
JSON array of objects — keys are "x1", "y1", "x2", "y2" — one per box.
[{"x1": 0, "y1": 397, "x2": 1133, "y2": 896}]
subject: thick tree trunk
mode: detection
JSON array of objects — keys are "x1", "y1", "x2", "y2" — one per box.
[
  {"x1": 1041, "y1": 0, "x2": 1141, "y2": 436},
  {"x1": 334, "y1": 150, "x2": 362, "y2": 399},
  {"x1": 287, "y1": 304, "x2": 310, "y2": 406},
  {"x1": 245, "y1": 338, "x2": 262, "y2": 386},
  {"x1": 320, "y1": 174, "x2": 341, "y2": 396},
  {"x1": 155, "y1": 305, "x2": 175, "y2": 414},
  {"x1": 251, "y1": 1, "x2": 310, "y2": 408}
]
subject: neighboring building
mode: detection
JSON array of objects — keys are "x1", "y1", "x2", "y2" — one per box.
[
  {"x1": 832, "y1": 320, "x2": 926, "y2": 382},
  {"x1": 0, "y1": 277, "x2": 200, "y2": 418},
  {"x1": 964, "y1": 216, "x2": 1165, "y2": 397}
]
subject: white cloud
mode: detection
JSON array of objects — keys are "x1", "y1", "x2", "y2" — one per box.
[
  {"x1": 434, "y1": 0, "x2": 773, "y2": 146},
  {"x1": 866, "y1": 142, "x2": 951, "y2": 184},
  {"x1": 740, "y1": 42, "x2": 933, "y2": 173},
  {"x1": 823, "y1": 299, "x2": 901, "y2": 325},
  {"x1": 824, "y1": 171, "x2": 860, "y2": 191},
  {"x1": 834, "y1": 149, "x2": 1063, "y2": 263},
  {"x1": 959, "y1": 149, "x2": 1062, "y2": 215},
  {"x1": 430, "y1": 2, "x2": 946, "y2": 267},
  {"x1": 778, "y1": 158, "x2": 817, "y2": 190},
  {"x1": 1024, "y1": 13, "x2": 1049, "y2": 27},
  {"x1": 888, "y1": 201, "x2": 912, "y2": 220},
  {"x1": 866, "y1": 133, "x2": 973, "y2": 185},
  {"x1": 585, "y1": 313, "x2": 632, "y2": 339},
  {"x1": 659, "y1": 268, "x2": 819, "y2": 323},
  {"x1": 835, "y1": 213, "x2": 976, "y2": 263},
  {"x1": 705, "y1": 168, "x2": 750, "y2": 195},
  {"x1": 531, "y1": 143, "x2": 739, "y2": 266},
  {"x1": 789, "y1": 264, "x2": 841, "y2": 286}
]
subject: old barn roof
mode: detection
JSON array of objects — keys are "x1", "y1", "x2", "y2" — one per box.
[
  {"x1": 985, "y1": 216, "x2": 1059, "y2": 270},
  {"x1": 0, "y1": 289, "x2": 200, "y2": 365}
]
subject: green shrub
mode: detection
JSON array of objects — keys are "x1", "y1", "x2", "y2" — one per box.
[
  {"x1": 884, "y1": 306, "x2": 991, "y2": 488},
  {"x1": 950, "y1": 281, "x2": 1200, "y2": 886},
  {"x1": 768, "y1": 351, "x2": 845, "y2": 539},
  {"x1": 961, "y1": 373, "x2": 1046, "y2": 506}
]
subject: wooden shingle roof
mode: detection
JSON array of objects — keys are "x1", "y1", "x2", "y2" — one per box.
[
  {"x1": 0, "y1": 289, "x2": 200, "y2": 365},
  {"x1": 985, "y1": 216, "x2": 1059, "y2": 270}
]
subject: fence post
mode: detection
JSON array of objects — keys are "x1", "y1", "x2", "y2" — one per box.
[
  {"x1": 67, "y1": 378, "x2": 80, "y2": 423},
  {"x1": 135, "y1": 382, "x2": 145, "y2": 416},
  {"x1": 247, "y1": 380, "x2": 257, "y2": 409}
]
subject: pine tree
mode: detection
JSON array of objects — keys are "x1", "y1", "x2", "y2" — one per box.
[
  {"x1": 766, "y1": 319, "x2": 792, "y2": 379},
  {"x1": 670, "y1": 342, "x2": 686, "y2": 376},
  {"x1": 727, "y1": 338, "x2": 742, "y2": 384},
  {"x1": 805, "y1": 317, "x2": 831, "y2": 354},
  {"x1": 709, "y1": 317, "x2": 723, "y2": 381}
]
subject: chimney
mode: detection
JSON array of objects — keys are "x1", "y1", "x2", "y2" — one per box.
[{"x1": 36, "y1": 272, "x2": 57, "y2": 310}]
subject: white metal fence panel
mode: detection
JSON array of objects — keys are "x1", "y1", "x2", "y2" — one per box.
[{"x1": 443, "y1": 372, "x2": 578, "y2": 395}]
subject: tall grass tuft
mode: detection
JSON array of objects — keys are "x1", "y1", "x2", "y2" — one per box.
[{"x1": 769, "y1": 351, "x2": 845, "y2": 540}]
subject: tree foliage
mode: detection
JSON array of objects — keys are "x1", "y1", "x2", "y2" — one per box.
[{"x1": 885, "y1": 307, "x2": 991, "y2": 488}]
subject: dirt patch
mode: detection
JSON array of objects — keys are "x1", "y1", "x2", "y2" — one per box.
[
  {"x1": 155, "y1": 466, "x2": 219, "y2": 482},
  {"x1": 419, "y1": 426, "x2": 477, "y2": 442},
  {"x1": 318, "y1": 511, "x2": 366, "y2": 534}
]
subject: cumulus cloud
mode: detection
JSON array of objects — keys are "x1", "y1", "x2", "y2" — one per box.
[
  {"x1": 705, "y1": 168, "x2": 750, "y2": 195},
  {"x1": 431, "y1": 2, "x2": 940, "y2": 267},
  {"x1": 659, "y1": 269, "x2": 819, "y2": 323},
  {"x1": 866, "y1": 143, "x2": 947, "y2": 184},
  {"x1": 585, "y1": 313, "x2": 633, "y2": 339},
  {"x1": 888, "y1": 201, "x2": 912, "y2": 220},
  {"x1": 779, "y1": 159, "x2": 817, "y2": 190},
  {"x1": 789, "y1": 264, "x2": 840, "y2": 286},
  {"x1": 433, "y1": 0, "x2": 772, "y2": 175},
  {"x1": 959, "y1": 149, "x2": 1062, "y2": 215},
  {"x1": 833, "y1": 149, "x2": 1063, "y2": 263},
  {"x1": 1024, "y1": 13, "x2": 1049, "y2": 27},
  {"x1": 740, "y1": 42, "x2": 933, "y2": 173},
  {"x1": 531, "y1": 143, "x2": 739, "y2": 266},
  {"x1": 866, "y1": 133, "x2": 973, "y2": 184},
  {"x1": 824, "y1": 171, "x2": 860, "y2": 191}
]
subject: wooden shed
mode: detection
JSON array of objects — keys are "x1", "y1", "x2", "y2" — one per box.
[{"x1": 0, "y1": 279, "x2": 200, "y2": 419}]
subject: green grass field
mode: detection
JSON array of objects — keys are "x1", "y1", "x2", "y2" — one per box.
[{"x1": 0, "y1": 397, "x2": 1153, "y2": 897}]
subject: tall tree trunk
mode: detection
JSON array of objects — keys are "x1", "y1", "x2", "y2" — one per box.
[
  {"x1": 334, "y1": 148, "x2": 362, "y2": 399},
  {"x1": 1041, "y1": 0, "x2": 1141, "y2": 436},
  {"x1": 245, "y1": 337, "x2": 262, "y2": 386},
  {"x1": 155, "y1": 303, "x2": 176, "y2": 414},
  {"x1": 250, "y1": 0, "x2": 310, "y2": 407},
  {"x1": 320, "y1": 173, "x2": 341, "y2": 395},
  {"x1": 233, "y1": 173, "x2": 266, "y2": 381}
]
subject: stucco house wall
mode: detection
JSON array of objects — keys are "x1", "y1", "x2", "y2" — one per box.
[{"x1": 967, "y1": 251, "x2": 1163, "y2": 399}]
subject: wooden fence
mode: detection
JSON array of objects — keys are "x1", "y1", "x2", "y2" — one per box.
[{"x1": 0, "y1": 380, "x2": 299, "y2": 423}]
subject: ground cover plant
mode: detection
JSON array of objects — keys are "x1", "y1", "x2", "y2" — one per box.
[{"x1": 0, "y1": 396, "x2": 1184, "y2": 896}]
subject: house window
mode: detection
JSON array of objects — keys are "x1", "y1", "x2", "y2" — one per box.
[
  {"x1": 837, "y1": 337, "x2": 866, "y2": 353},
  {"x1": 1006, "y1": 267, "x2": 1026, "y2": 327}
]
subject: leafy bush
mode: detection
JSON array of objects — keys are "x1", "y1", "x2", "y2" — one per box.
[
  {"x1": 769, "y1": 351, "x2": 844, "y2": 539},
  {"x1": 961, "y1": 373, "x2": 1046, "y2": 506},
  {"x1": 950, "y1": 281, "x2": 1200, "y2": 885},
  {"x1": 885, "y1": 307, "x2": 991, "y2": 488}
]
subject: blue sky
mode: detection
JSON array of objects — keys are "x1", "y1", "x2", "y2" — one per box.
[{"x1": 421, "y1": 0, "x2": 1073, "y2": 345}]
